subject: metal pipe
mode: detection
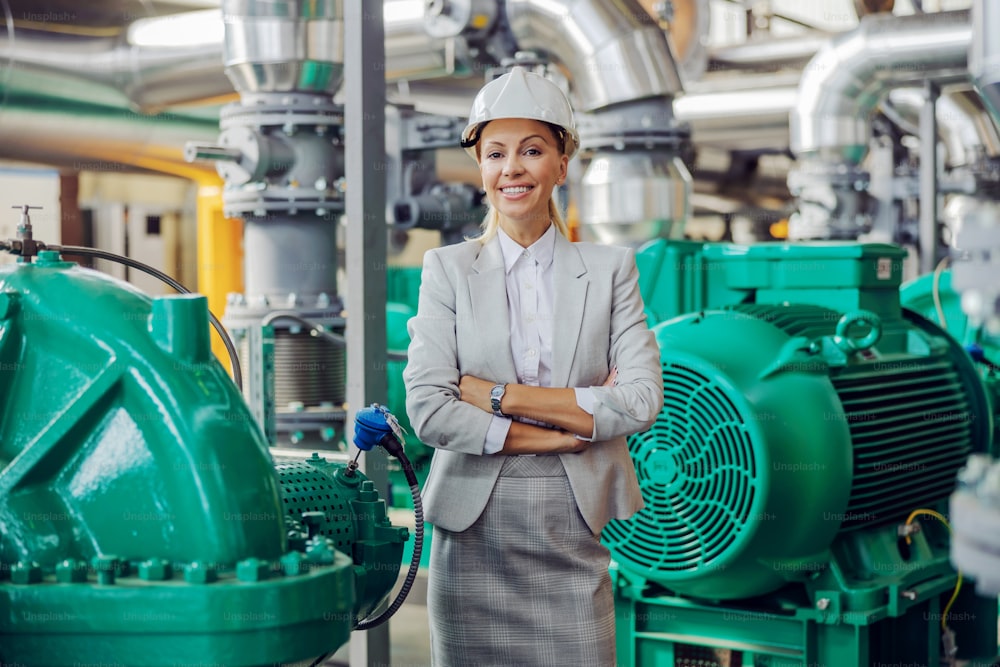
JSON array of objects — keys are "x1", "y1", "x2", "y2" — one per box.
[
  {"x1": 919, "y1": 81, "x2": 940, "y2": 275},
  {"x1": 790, "y1": 9, "x2": 971, "y2": 164},
  {"x1": 0, "y1": 0, "x2": 463, "y2": 113},
  {"x1": 707, "y1": 33, "x2": 830, "y2": 71},
  {"x1": 884, "y1": 88, "x2": 1000, "y2": 167},
  {"x1": 504, "y1": 0, "x2": 683, "y2": 111},
  {"x1": 971, "y1": 0, "x2": 1000, "y2": 127},
  {"x1": 0, "y1": 100, "x2": 218, "y2": 179},
  {"x1": 674, "y1": 76, "x2": 799, "y2": 151}
]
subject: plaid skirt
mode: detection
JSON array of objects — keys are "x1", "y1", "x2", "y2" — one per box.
[{"x1": 427, "y1": 455, "x2": 616, "y2": 667}]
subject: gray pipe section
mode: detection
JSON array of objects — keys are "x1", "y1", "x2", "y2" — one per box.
[
  {"x1": 674, "y1": 75, "x2": 799, "y2": 151},
  {"x1": 505, "y1": 0, "x2": 683, "y2": 111},
  {"x1": 0, "y1": 100, "x2": 218, "y2": 176},
  {"x1": 791, "y1": 10, "x2": 971, "y2": 164},
  {"x1": 0, "y1": 35, "x2": 232, "y2": 113},
  {"x1": 884, "y1": 88, "x2": 1000, "y2": 167},
  {"x1": 708, "y1": 33, "x2": 830, "y2": 71},
  {"x1": 971, "y1": 0, "x2": 1000, "y2": 127},
  {"x1": 222, "y1": 0, "x2": 344, "y2": 94},
  {"x1": 0, "y1": 0, "x2": 460, "y2": 114}
]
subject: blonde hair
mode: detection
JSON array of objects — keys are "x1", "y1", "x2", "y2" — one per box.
[
  {"x1": 468, "y1": 119, "x2": 572, "y2": 244},
  {"x1": 474, "y1": 198, "x2": 569, "y2": 244}
]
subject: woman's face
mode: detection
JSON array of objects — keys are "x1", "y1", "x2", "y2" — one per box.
[{"x1": 478, "y1": 118, "x2": 569, "y2": 229}]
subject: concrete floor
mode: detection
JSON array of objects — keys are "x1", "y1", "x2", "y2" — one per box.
[{"x1": 325, "y1": 569, "x2": 432, "y2": 667}]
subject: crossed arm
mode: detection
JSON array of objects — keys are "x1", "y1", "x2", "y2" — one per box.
[{"x1": 457, "y1": 370, "x2": 616, "y2": 455}]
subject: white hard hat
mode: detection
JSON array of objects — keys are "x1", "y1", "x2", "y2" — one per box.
[{"x1": 460, "y1": 66, "x2": 580, "y2": 161}]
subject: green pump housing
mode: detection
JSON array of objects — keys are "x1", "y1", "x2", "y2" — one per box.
[
  {"x1": 605, "y1": 241, "x2": 998, "y2": 666},
  {"x1": 0, "y1": 252, "x2": 407, "y2": 666}
]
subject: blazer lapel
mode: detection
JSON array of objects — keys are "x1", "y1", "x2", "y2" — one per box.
[
  {"x1": 551, "y1": 234, "x2": 588, "y2": 388},
  {"x1": 468, "y1": 237, "x2": 518, "y2": 382}
]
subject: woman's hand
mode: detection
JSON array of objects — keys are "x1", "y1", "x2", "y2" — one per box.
[{"x1": 458, "y1": 375, "x2": 495, "y2": 413}]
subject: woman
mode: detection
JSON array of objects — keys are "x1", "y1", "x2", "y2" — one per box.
[{"x1": 403, "y1": 66, "x2": 663, "y2": 666}]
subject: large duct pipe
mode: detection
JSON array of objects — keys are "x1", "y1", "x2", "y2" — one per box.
[
  {"x1": 0, "y1": 100, "x2": 218, "y2": 178},
  {"x1": 0, "y1": 0, "x2": 470, "y2": 114},
  {"x1": 788, "y1": 10, "x2": 971, "y2": 241},
  {"x1": 505, "y1": 0, "x2": 683, "y2": 112},
  {"x1": 790, "y1": 10, "x2": 970, "y2": 164},
  {"x1": 884, "y1": 88, "x2": 1000, "y2": 168},
  {"x1": 971, "y1": 0, "x2": 1000, "y2": 127},
  {"x1": 503, "y1": 0, "x2": 690, "y2": 246}
]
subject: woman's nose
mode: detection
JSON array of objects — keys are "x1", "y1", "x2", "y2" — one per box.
[{"x1": 502, "y1": 154, "x2": 523, "y2": 175}]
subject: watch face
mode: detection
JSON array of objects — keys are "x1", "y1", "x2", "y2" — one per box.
[{"x1": 491, "y1": 386, "x2": 504, "y2": 399}]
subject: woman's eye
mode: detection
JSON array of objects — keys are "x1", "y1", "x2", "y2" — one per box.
[
  {"x1": 486, "y1": 152, "x2": 502, "y2": 160},
  {"x1": 524, "y1": 148, "x2": 541, "y2": 156}
]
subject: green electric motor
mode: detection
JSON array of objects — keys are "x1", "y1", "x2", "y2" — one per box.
[
  {"x1": 606, "y1": 242, "x2": 993, "y2": 601},
  {"x1": 0, "y1": 252, "x2": 406, "y2": 666}
]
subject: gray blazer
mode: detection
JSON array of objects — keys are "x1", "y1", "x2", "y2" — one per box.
[{"x1": 403, "y1": 232, "x2": 663, "y2": 534}]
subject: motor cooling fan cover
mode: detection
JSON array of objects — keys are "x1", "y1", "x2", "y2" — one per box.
[{"x1": 603, "y1": 311, "x2": 853, "y2": 600}]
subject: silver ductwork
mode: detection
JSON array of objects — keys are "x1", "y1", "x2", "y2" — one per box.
[
  {"x1": 790, "y1": 10, "x2": 971, "y2": 164},
  {"x1": 0, "y1": 101, "x2": 219, "y2": 177},
  {"x1": 0, "y1": 1, "x2": 473, "y2": 110},
  {"x1": 971, "y1": 0, "x2": 1000, "y2": 128},
  {"x1": 787, "y1": 10, "x2": 972, "y2": 241},
  {"x1": 503, "y1": 0, "x2": 690, "y2": 245},
  {"x1": 505, "y1": 0, "x2": 682, "y2": 112},
  {"x1": 223, "y1": 0, "x2": 345, "y2": 94},
  {"x1": 0, "y1": 33, "x2": 231, "y2": 114},
  {"x1": 884, "y1": 88, "x2": 1000, "y2": 168}
]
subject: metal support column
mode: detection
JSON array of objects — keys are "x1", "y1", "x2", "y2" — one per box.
[
  {"x1": 345, "y1": 3, "x2": 390, "y2": 666},
  {"x1": 919, "y1": 80, "x2": 940, "y2": 275}
]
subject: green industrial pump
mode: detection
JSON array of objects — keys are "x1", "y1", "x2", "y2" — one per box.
[
  {"x1": 0, "y1": 249, "x2": 409, "y2": 666},
  {"x1": 605, "y1": 241, "x2": 999, "y2": 667}
]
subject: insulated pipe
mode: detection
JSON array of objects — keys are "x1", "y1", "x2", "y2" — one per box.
[
  {"x1": 0, "y1": 0, "x2": 464, "y2": 114},
  {"x1": 505, "y1": 0, "x2": 683, "y2": 112},
  {"x1": 884, "y1": 88, "x2": 1000, "y2": 168},
  {"x1": 970, "y1": 0, "x2": 1000, "y2": 127},
  {"x1": 791, "y1": 10, "x2": 971, "y2": 164}
]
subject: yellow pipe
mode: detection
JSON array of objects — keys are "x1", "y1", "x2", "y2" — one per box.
[{"x1": 195, "y1": 179, "x2": 244, "y2": 365}]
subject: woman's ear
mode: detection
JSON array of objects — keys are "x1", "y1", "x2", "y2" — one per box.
[{"x1": 558, "y1": 154, "x2": 569, "y2": 184}]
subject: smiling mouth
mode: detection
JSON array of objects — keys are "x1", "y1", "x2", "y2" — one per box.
[{"x1": 501, "y1": 186, "x2": 533, "y2": 194}]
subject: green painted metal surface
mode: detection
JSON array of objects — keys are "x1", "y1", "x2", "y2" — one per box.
[
  {"x1": 0, "y1": 253, "x2": 401, "y2": 666},
  {"x1": 606, "y1": 240, "x2": 998, "y2": 665},
  {"x1": 274, "y1": 453, "x2": 408, "y2": 622}
]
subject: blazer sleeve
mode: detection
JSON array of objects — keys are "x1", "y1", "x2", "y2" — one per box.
[
  {"x1": 402, "y1": 248, "x2": 495, "y2": 455},
  {"x1": 588, "y1": 247, "x2": 664, "y2": 442}
]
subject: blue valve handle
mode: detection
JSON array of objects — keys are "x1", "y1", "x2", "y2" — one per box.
[{"x1": 353, "y1": 403, "x2": 405, "y2": 452}]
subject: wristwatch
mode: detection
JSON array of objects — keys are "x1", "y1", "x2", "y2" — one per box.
[{"x1": 490, "y1": 383, "x2": 508, "y2": 418}]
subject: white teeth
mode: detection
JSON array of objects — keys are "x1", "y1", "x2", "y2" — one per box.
[{"x1": 502, "y1": 186, "x2": 531, "y2": 194}]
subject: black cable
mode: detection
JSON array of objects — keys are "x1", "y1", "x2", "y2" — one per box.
[
  {"x1": 354, "y1": 433, "x2": 424, "y2": 631},
  {"x1": 262, "y1": 310, "x2": 408, "y2": 361},
  {"x1": 305, "y1": 439, "x2": 424, "y2": 667},
  {"x1": 48, "y1": 244, "x2": 243, "y2": 391}
]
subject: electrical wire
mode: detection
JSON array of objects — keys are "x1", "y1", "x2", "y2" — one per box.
[
  {"x1": 932, "y1": 256, "x2": 950, "y2": 332},
  {"x1": 307, "y1": 438, "x2": 425, "y2": 667},
  {"x1": 903, "y1": 508, "x2": 963, "y2": 636},
  {"x1": 48, "y1": 244, "x2": 243, "y2": 391}
]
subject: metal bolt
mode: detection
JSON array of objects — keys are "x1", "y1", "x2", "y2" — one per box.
[
  {"x1": 901, "y1": 590, "x2": 917, "y2": 600},
  {"x1": 92, "y1": 556, "x2": 120, "y2": 585},
  {"x1": 138, "y1": 558, "x2": 173, "y2": 581},
  {"x1": 56, "y1": 559, "x2": 87, "y2": 583},
  {"x1": 236, "y1": 558, "x2": 271, "y2": 582},
  {"x1": 184, "y1": 561, "x2": 218, "y2": 584},
  {"x1": 280, "y1": 551, "x2": 311, "y2": 576},
  {"x1": 11, "y1": 561, "x2": 42, "y2": 585},
  {"x1": 815, "y1": 597, "x2": 830, "y2": 610}
]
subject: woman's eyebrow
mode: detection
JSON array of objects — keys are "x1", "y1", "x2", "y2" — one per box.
[{"x1": 483, "y1": 134, "x2": 549, "y2": 149}]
